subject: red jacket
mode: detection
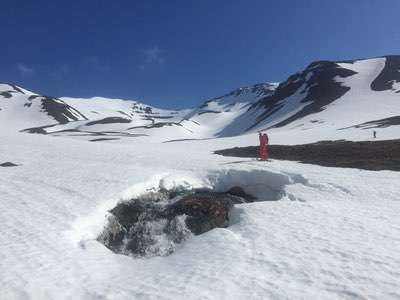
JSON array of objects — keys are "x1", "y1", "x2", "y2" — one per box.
[{"x1": 259, "y1": 133, "x2": 269, "y2": 146}]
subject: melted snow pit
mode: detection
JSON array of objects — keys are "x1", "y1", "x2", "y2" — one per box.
[
  {"x1": 96, "y1": 167, "x2": 299, "y2": 257},
  {"x1": 208, "y1": 168, "x2": 293, "y2": 201},
  {"x1": 97, "y1": 186, "x2": 255, "y2": 257}
]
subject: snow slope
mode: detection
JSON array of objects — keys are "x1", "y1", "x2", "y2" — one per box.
[
  {"x1": 0, "y1": 84, "x2": 86, "y2": 132},
  {"x1": 180, "y1": 83, "x2": 278, "y2": 137}
]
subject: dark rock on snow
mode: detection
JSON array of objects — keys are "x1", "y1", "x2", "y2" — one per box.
[
  {"x1": 214, "y1": 139, "x2": 400, "y2": 171},
  {"x1": 89, "y1": 138, "x2": 121, "y2": 142},
  {"x1": 86, "y1": 117, "x2": 132, "y2": 126},
  {"x1": 344, "y1": 116, "x2": 400, "y2": 129},
  {"x1": 0, "y1": 162, "x2": 19, "y2": 167},
  {"x1": 226, "y1": 186, "x2": 256, "y2": 202},
  {"x1": 0, "y1": 91, "x2": 13, "y2": 98},
  {"x1": 167, "y1": 191, "x2": 234, "y2": 235},
  {"x1": 371, "y1": 55, "x2": 400, "y2": 91},
  {"x1": 40, "y1": 96, "x2": 87, "y2": 124},
  {"x1": 98, "y1": 187, "x2": 255, "y2": 257},
  {"x1": 248, "y1": 60, "x2": 357, "y2": 130}
]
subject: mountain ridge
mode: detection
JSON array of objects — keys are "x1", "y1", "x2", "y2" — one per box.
[{"x1": 1, "y1": 55, "x2": 399, "y2": 142}]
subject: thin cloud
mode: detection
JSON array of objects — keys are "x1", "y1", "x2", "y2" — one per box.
[
  {"x1": 139, "y1": 45, "x2": 165, "y2": 70},
  {"x1": 145, "y1": 45, "x2": 165, "y2": 65},
  {"x1": 17, "y1": 63, "x2": 34, "y2": 77}
]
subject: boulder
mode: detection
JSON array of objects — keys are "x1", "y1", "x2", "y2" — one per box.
[
  {"x1": 167, "y1": 191, "x2": 234, "y2": 235},
  {"x1": 98, "y1": 188, "x2": 255, "y2": 257},
  {"x1": 226, "y1": 186, "x2": 256, "y2": 202}
]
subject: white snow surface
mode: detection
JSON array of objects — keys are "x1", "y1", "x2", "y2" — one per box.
[{"x1": 1, "y1": 130, "x2": 400, "y2": 300}]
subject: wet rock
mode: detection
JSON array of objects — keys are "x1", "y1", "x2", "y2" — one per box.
[
  {"x1": 226, "y1": 186, "x2": 256, "y2": 202},
  {"x1": 98, "y1": 188, "x2": 254, "y2": 257},
  {"x1": 100, "y1": 196, "x2": 191, "y2": 257},
  {"x1": 97, "y1": 216, "x2": 126, "y2": 251},
  {"x1": 167, "y1": 191, "x2": 234, "y2": 235}
]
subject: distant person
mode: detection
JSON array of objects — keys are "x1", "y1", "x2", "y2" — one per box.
[
  {"x1": 373, "y1": 130, "x2": 377, "y2": 139},
  {"x1": 258, "y1": 132, "x2": 269, "y2": 161}
]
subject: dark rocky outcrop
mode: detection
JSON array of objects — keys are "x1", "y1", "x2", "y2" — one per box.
[
  {"x1": 166, "y1": 191, "x2": 234, "y2": 235},
  {"x1": 371, "y1": 55, "x2": 400, "y2": 91},
  {"x1": 226, "y1": 186, "x2": 256, "y2": 202},
  {"x1": 98, "y1": 187, "x2": 255, "y2": 257},
  {"x1": 199, "y1": 83, "x2": 277, "y2": 109},
  {"x1": 0, "y1": 84, "x2": 26, "y2": 98},
  {"x1": 0, "y1": 91, "x2": 13, "y2": 98},
  {"x1": 20, "y1": 95, "x2": 88, "y2": 124},
  {"x1": 128, "y1": 122, "x2": 183, "y2": 130},
  {"x1": 0, "y1": 162, "x2": 19, "y2": 167},
  {"x1": 248, "y1": 60, "x2": 357, "y2": 130},
  {"x1": 198, "y1": 110, "x2": 222, "y2": 115},
  {"x1": 86, "y1": 117, "x2": 132, "y2": 126},
  {"x1": 89, "y1": 138, "x2": 121, "y2": 142},
  {"x1": 40, "y1": 96, "x2": 87, "y2": 124},
  {"x1": 342, "y1": 116, "x2": 400, "y2": 129},
  {"x1": 214, "y1": 139, "x2": 400, "y2": 171}
]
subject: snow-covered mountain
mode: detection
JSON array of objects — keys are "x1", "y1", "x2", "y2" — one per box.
[
  {"x1": 249, "y1": 55, "x2": 400, "y2": 131},
  {"x1": 0, "y1": 83, "x2": 190, "y2": 139},
  {"x1": 180, "y1": 82, "x2": 278, "y2": 137},
  {"x1": 1, "y1": 55, "x2": 399, "y2": 142},
  {"x1": 0, "y1": 84, "x2": 87, "y2": 131},
  {"x1": 188, "y1": 55, "x2": 400, "y2": 139}
]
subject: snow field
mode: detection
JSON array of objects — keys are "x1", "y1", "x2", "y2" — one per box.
[{"x1": 1, "y1": 128, "x2": 400, "y2": 299}]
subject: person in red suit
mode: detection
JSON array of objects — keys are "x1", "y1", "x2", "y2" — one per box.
[{"x1": 258, "y1": 132, "x2": 269, "y2": 161}]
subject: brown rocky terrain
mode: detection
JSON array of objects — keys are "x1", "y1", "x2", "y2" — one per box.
[{"x1": 214, "y1": 139, "x2": 400, "y2": 171}]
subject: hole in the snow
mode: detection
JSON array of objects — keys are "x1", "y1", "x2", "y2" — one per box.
[
  {"x1": 95, "y1": 167, "x2": 296, "y2": 258},
  {"x1": 208, "y1": 168, "x2": 291, "y2": 201},
  {"x1": 97, "y1": 186, "x2": 256, "y2": 258}
]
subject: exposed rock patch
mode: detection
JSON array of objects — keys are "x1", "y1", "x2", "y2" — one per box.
[
  {"x1": 214, "y1": 139, "x2": 400, "y2": 171},
  {"x1": 371, "y1": 55, "x2": 400, "y2": 91},
  {"x1": 89, "y1": 138, "x2": 121, "y2": 142},
  {"x1": 40, "y1": 96, "x2": 87, "y2": 123},
  {"x1": 0, "y1": 91, "x2": 13, "y2": 98},
  {"x1": 341, "y1": 116, "x2": 400, "y2": 129},
  {"x1": 98, "y1": 187, "x2": 255, "y2": 257},
  {"x1": 86, "y1": 117, "x2": 132, "y2": 126},
  {"x1": 127, "y1": 122, "x2": 184, "y2": 130},
  {"x1": 0, "y1": 162, "x2": 19, "y2": 167},
  {"x1": 248, "y1": 60, "x2": 357, "y2": 130}
]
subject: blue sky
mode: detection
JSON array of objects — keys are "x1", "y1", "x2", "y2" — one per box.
[{"x1": 1, "y1": 0, "x2": 400, "y2": 108}]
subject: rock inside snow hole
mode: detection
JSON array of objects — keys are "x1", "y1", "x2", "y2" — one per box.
[{"x1": 97, "y1": 186, "x2": 256, "y2": 258}]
